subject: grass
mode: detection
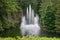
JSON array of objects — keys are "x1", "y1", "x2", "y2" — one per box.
[{"x1": 0, "y1": 36, "x2": 60, "y2": 40}]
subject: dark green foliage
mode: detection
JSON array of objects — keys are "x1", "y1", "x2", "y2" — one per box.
[
  {"x1": 44, "y1": 6, "x2": 56, "y2": 32},
  {"x1": 54, "y1": 0, "x2": 60, "y2": 33},
  {"x1": 0, "y1": 0, "x2": 60, "y2": 37},
  {"x1": 0, "y1": 27, "x2": 20, "y2": 37},
  {"x1": 0, "y1": 0, "x2": 21, "y2": 31},
  {"x1": 39, "y1": 0, "x2": 60, "y2": 34}
]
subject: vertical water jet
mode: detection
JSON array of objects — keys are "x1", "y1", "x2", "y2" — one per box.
[
  {"x1": 26, "y1": 7, "x2": 29, "y2": 24},
  {"x1": 29, "y1": 5, "x2": 32, "y2": 24},
  {"x1": 31, "y1": 9, "x2": 34, "y2": 24},
  {"x1": 20, "y1": 5, "x2": 41, "y2": 37}
]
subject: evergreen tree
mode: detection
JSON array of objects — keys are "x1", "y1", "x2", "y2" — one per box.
[{"x1": 0, "y1": 0, "x2": 21, "y2": 31}]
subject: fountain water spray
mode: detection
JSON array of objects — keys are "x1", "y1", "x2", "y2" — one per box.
[{"x1": 20, "y1": 5, "x2": 40, "y2": 37}]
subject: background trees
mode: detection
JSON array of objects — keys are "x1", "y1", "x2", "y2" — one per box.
[
  {"x1": 39, "y1": 0, "x2": 60, "y2": 34},
  {"x1": 0, "y1": 0, "x2": 22, "y2": 31},
  {"x1": 0, "y1": 0, "x2": 60, "y2": 36}
]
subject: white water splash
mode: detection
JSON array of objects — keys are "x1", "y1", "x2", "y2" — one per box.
[{"x1": 20, "y1": 5, "x2": 41, "y2": 37}]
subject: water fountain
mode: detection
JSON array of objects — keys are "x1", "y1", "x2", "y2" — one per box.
[{"x1": 20, "y1": 5, "x2": 40, "y2": 37}]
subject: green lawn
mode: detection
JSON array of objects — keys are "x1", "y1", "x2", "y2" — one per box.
[{"x1": 0, "y1": 36, "x2": 60, "y2": 40}]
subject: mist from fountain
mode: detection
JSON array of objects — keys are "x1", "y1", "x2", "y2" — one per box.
[{"x1": 20, "y1": 5, "x2": 40, "y2": 37}]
